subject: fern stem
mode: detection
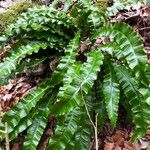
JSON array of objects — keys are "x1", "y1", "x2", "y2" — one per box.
[
  {"x1": 81, "y1": 89, "x2": 98, "y2": 150},
  {"x1": 5, "y1": 123, "x2": 10, "y2": 150},
  {"x1": 81, "y1": 90, "x2": 95, "y2": 128},
  {"x1": 95, "y1": 114, "x2": 98, "y2": 150}
]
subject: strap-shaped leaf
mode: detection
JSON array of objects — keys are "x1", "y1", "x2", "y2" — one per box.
[
  {"x1": 93, "y1": 22, "x2": 147, "y2": 69},
  {"x1": 85, "y1": 80, "x2": 106, "y2": 128},
  {"x1": 48, "y1": 108, "x2": 82, "y2": 150},
  {"x1": 0, "y1": 32, "x2": 81, "y2": 139},
  {"x1": 63, "y1": 0, "x2": 72, "y2": 12},
  {"x1": 107, "y1": 1, "x2": 149, "y2": 16},
  {"x1": 23, "y1": 93, "x2": 55, "y2": 150},
  {"x1": 51, "y1": 48, "x2": 104, "y2": 115},
  {"x1": 0, "y1": 6, "x2": 76, "y2": 47},
  {"x1": 0, "y1": 42, "x2": 48, "y2": 80},
  {"x1": 139, "y1": 88, "x2": 150, "y2": 106},
  {"x1": 114, "y1": 64, "x2": 150, "y2": 141},
  {"x1": 87, "y1": 6, "x2": 107, "y2": 29},
  {"x1": 93, "y1": 80, "x2": 106, "y2": 128},
  {"x1": 57, "y1": 31, "x2": 80, "y2": 71},
  {"x1": 0, "y1": 81, "x2": 51, "y2": 133},
  {"x1": 145, "y1": 65, "x2": 150, "y2": 82},
  {"x1": 103, "y1": 61, "x2": 120, "y2": 128},
  {"x1": 107, "y1": 1, "x2": 132, "y2": 16},
  {"x1": 100, "y1": 42, "x2": 125, "y2": 62},
  {"x1": 98, "y1": 42, "x2": 149, "y2": 86},
  {"x1": 8, "y1": 106, "x2": 37, "y2": 141},
  {"x1": 7, "y1": 89, "x2": 55, "y2": 141},
  {"x1": 73, "y1": 1, "x2": 107, "y2": 32},
  {"x1": 48, "y1": 31, "x2": 81, "y2": 86},
  {"x1": 65, "y1": 112, "x2": 91, "y2": 150}
]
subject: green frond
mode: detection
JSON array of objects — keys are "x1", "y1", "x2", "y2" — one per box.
[
  {"x1": 107, "y1": 1, "x2": 132, "y2": 16},
  {"x1": 17, "y1": 57, "x2": 51, "y2": 73},
  {"x1": 63, "y1": 0, "x2": 72, "y2": 12},
  {"x1": 107, "y1": 0, "x2": 149, "y2": 16},
  {"x1": 8, "y1": 106, "x2": 38, "y2": 141},
  {"x1": 65, "y1": 111, "x2": 91, "y2": 150},
  {"x1": 139, "y1": 87, "x2": 150, "y2": 106},
  {"x1": 93, "y1": 80, "x2": 106, "y2": 128},
  {"x1": 87, "y1": 7, "x2": 107, "y2": 29},
  {"x1": 74, "y1": 1, "x2": 107, "y2": 32},
  {"x1": 0, "y1": 42, "x2": 49, "y2": 81},
  {"x1": 48, "y1": 31, "x2": 81, "y2": 85},
  {"x1": 51, "y1": 49, "x2": 104, "y2": 116},
  {"x1": 0, "y1": 56, "x2": 52, "y2": 86},
  {"x1": 93, "y1": 22, "x2": 147, "y2": 69},
  {"x1": 0, "y1": 41, "x2": 78, "y2": 138},
  {"x1": 23, "y1": 94, "x2": 55, "y2": 150},
  {"x1": 50, "y1": 0, "x2": 60, "y2": 7},
  {"x1": 78, "y1": 0, "x2": 93, "y2": 7},
  {"x1": 114, "y1": 64, "x2": 150, "y2": 140},
  {"x1": 0, "y1": 80, "x2": 52, "y2": 134},
  {"x1": 24, "y1": 117, "x2": 46, "y2": 150},
  {"x1": 0, "y1": 6, "x2": 76, "y2": 48},
  {"x1": 0, "y1": 32, "x2": 81, "y2": 138},
  {"x1": 99, "y1": 40, "x2": 148, "y2": 86},
  {"x1": 48, "y1": 108, "x2": 82, "y2": 150},
  {"x1": 145, "y1": 64, "x2": 150, "y2": 82},
  {"x1": 58, "y1": 31, "x2": 81, "y2": 70},
  {"x1": 85, "y1": 80, "x2": 106, "y2": 128},
  {"x1": 100, "y1": 42, "x2": 125, "y2": 61},
  {"x1": 103, "y1": 61, "x2": 120, "y2": 128}
]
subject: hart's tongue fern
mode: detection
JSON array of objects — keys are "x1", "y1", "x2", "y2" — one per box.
[{"x1": 0, "y1": 0, "x2": 150, "y2": 149}]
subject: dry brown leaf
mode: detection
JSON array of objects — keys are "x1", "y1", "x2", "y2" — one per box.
[
  {"x1": 114, "y1": 145, "x2": 121, "y2": 150},
  {"x1": 104, "y1": 130, "x2": 135, "y2": 150},
  {"x1": 104, "y1": 142, "x2": 115, "y2": 150},
  {"x1": 11, "y1": 143, "x2": 19, "y2": 150},
  {"x1": 123, "y1": 141, "x2": 133, "y2": 150},
  {"x1": 0, "y1": 75, "x2": 35, "y2": 112}
]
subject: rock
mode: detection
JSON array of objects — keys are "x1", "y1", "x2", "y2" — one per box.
[
  {"x1": 0, "y1": 8, "x2": 6, "y2": 14},
  {"x1": 0, "y1": 0, "x2": 28, "y2": 14},
  {"x1": 0, "y1": 0, "x2": 13, "y2": 9}
]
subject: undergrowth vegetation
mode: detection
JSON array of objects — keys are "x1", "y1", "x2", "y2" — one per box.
[{"x1": 0, "y1": 0, "x2": 150, "y2": 149}]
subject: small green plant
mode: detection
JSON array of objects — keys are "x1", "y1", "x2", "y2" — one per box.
[{"x1": 0, "y1": 0, "x2": 150, "y2": 149}]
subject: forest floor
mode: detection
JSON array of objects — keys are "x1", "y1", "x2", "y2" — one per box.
[
  {"x1": 0, "y1": 0, "x2": 25, "y2": 13},
  {"x1": 1, "y1": 1, "x2": 150, "y2": 150}
]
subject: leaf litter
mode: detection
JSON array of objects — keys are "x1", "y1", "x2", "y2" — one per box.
[{"x1": 1, "y1": 1, "x2": 150, "y2": 150}]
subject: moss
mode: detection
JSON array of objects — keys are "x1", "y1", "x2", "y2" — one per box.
[
  {"x1": 0, "y1": 1, "x2": 38, "y2": 34},
  {"x1": 96, "y1": 0, "x2": 108, "y2": 10}
]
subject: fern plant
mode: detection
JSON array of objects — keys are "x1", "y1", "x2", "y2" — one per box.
[
  {"x1": 0, "y1": 0, "x2": 150, "y2": 149},
  {"x1": 106, "y1": 0, "x2": 150, "y2": 16}
]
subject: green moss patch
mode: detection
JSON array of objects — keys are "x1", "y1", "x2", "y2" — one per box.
[{"x1": 0, "y1": 1, "x2": 38, "y2": 34}]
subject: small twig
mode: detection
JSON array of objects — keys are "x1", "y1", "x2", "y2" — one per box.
[
  {"x1": 81, "y1": 90, "x2": 95, "y2": 128},
  {"x1": 80, "y1": 90, "x2": 98, "y2": 150},
  {"x1": 5, "y1": 123, "x2": 10, "y2": 150},
  {"x1": 139, "y1": 26, "x2": 150, "y2": 31},
  {"x1": 95, "y1": 114, "x2": 98, "y2": 150}
]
